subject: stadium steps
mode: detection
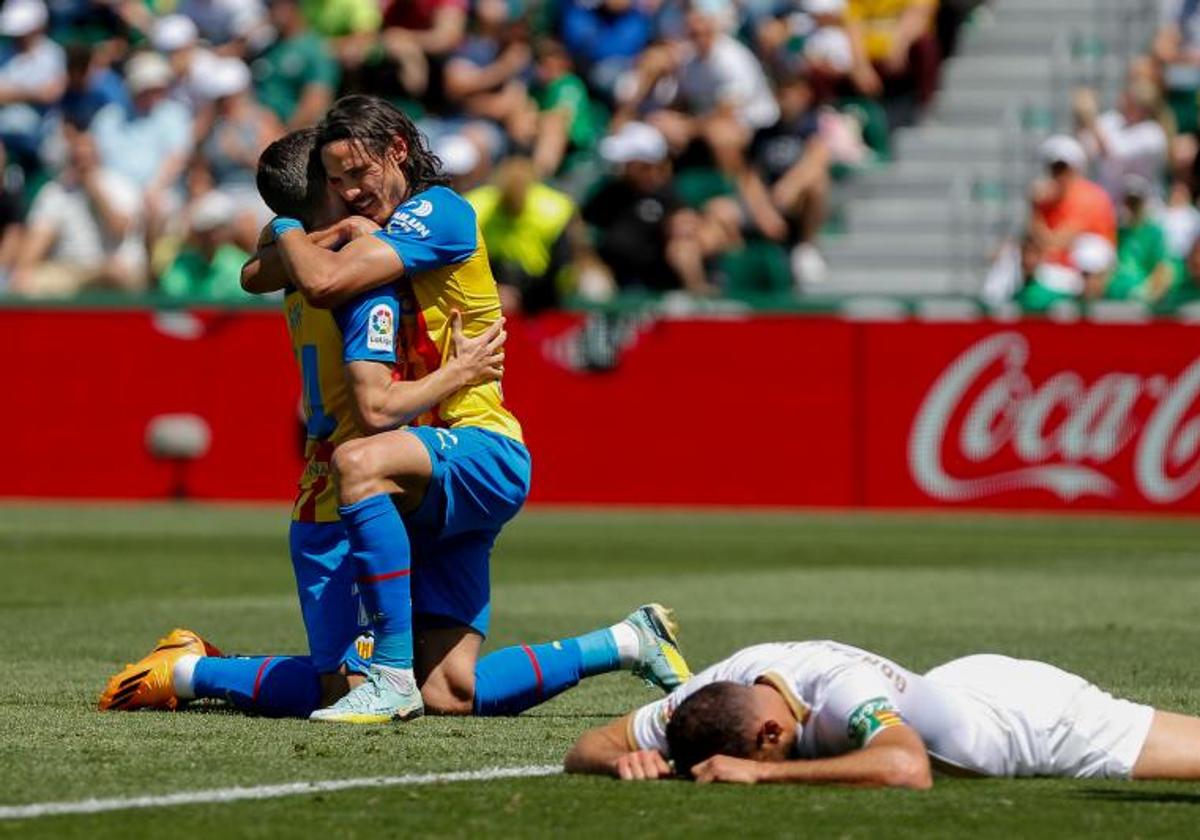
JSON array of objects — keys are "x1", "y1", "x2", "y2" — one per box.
[{"x1": 820, "y1": 0, "x2": 1137, "y2": 297}]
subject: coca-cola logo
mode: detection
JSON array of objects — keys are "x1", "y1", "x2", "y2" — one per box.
[{"x1": 908, "y1": 332, "x2": 1200, "y2": 504}]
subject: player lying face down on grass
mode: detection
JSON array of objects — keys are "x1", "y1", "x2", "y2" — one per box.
[
  {"x1": 564, "y1": 640, "x2": 1200, "y2": 786},
  {"x1": 226, "y1": 104, "x2": 693, "y2": 724}
]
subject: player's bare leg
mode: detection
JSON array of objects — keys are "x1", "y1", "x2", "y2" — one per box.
[
  {"x1": 334, "y1": 431, "x2": 433, "y2": 511},
  {"x1": 416, "y1": 625, "x2": 484, "y2": 715},
  {"x1": 1132, "y1": 711, "x2": 1200, "y2": 779}
]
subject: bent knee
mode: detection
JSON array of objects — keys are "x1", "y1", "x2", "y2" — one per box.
[
  {"x1": 420, "y1": 672, "x2": 476, "y2": 716},
  {"x1": 331, "y1": 439, "x2": 375, "y2": 484}
]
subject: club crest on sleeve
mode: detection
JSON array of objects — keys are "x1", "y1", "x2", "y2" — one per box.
[{"x1": 367, "y1": 304, "x2": 395, "y2": 352}]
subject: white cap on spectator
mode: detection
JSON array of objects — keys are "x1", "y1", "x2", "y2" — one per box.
[
  {"x1": 152, "y1": 14, "x2": 199, "y2": 52},
  {"x1": 805, "y1": 0, "x2": 846, "y2": 14},
  {"x1": 435, "y1": 134, "x2": 480, "y2": 177},
  {"x1": 126, "y1": 51, "x2": 174, "y2": 94},
  {"x1": 0, "y1": 0, "x2": 48, "y2": 37},
  {"x1": 191, "y1": 190, "x2": 238, "y2": 233},
  {"x1": 1071, "y1": 234, "x2": 1116, "y2": 274},
  {"x1": 193, "y1": 56, "x2": 250, "y2": 100},
  {"x1": 599, "y1": 122, "x2": 668, "y2": 165},
  {"x1": 1039, "y1": 135, "x2": 1087, "y2": 171},
  {"x1": 805, "y1": 26, "x2": 853, "y2": 71},
  {"x1": 1121, "y1": 172, "x2": 1153, "y2": 199}
]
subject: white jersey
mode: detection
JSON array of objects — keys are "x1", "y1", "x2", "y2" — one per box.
[{"x1": 630, "y1": 641, "x2": 1154, "y2": 779}]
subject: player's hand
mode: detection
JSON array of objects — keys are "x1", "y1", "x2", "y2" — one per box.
[
  {"x1": 450, "y1": 309, "x2": 506, "y2": 385},
  {"x1": 613, "y1": 750, "x2": 673, "y2": 781},
  {"x1": 690, "y1": 755, "x2": 764, "y2": 785},
  {"x1": 336, "y1": 215, "x2": 382, "y2": 244}
]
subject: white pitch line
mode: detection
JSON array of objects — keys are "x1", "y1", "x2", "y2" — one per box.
[{"x1": 0, "y1": 764, "x2": 563, "y2": 821}]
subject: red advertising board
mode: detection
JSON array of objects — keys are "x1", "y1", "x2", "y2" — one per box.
[{"x1": 5, "y1": 308, "x2": 1200, "y2": 513}]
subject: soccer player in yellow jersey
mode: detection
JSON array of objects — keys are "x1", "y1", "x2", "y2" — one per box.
[
  {"x1": 247, "y1": 99, "x2": 690, "y2": 724},
  {"x1": 101, "y1": 122, "x2": 690, "y2": 720}
]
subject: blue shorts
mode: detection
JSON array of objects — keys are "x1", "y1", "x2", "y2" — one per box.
[
  {"x1": 288, "y1": 520, "x2": 368, "y2": 673},
  {"x1": 403, "y1": 426, "x2": 531, "y2": 637}
]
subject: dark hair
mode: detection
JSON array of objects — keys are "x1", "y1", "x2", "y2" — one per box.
[
  {"x1": 666, "y1": 682, "x2": 758, "y2": 778},
  {"x1": 317, "y1": 94, "x2": 449, "y2": 196},
  {"x1": 256, "y1": 127, "x2": 324, "y2": 225}
]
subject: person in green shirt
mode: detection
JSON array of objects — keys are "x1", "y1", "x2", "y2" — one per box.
[
  {"x1": 160, "y1": 191, "x2": 252, "y2": 301},
  {"x1": 466, "y1": 156, "x2": 582, "y2": 313},
  {"x1": 1109, "y1": 175, "x2": 1172, "y2": 302},
  {"x1": 532, "y1": 38, "x2": 604, "y2": 175},
  {"x1": 253, "y1": 0, "x2": 339, "y2": 129}
]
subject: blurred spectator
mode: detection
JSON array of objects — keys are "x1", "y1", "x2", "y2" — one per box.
[
  {"x1": 434, "y1": 132, "x2": 485, "y2": 192},
  {"x1": 468, "y1": 156, "x2": 581, "y2": 314},
  {"x1": 58, "y1": 41, "x2": 130, "y2": 131},
  {"x1": 443, "y1": 0, "x2": 536, "y2": 153},
  {"x1": 583, "y1": 121, "x2": 726, "y2": 296},
  {"x1": 10, "y1": 127, "x2": 145, "y2": 296},
  {"x1": 560, "y1": 0, "x2": 653, "y2": 101},
  {"x1": 1075, "y1": 82, "x2": 1169, "y2": 202},
  {"x1": 1109, "y1": 175, "x2": 1172, "y2": 302},
  {"x1": 845, "y1": 0, "x2": 939, "y2": 116},
  {"x1": 0, "y1": 140, "x2": 24, "y2": 289},
  {"x1": 153, "y1": 15, "x2": 218, "y2": 114},
  {"x1": 1154, "y1": 0, "x2": 1200, "y2": 132},
  {"x1": 1160, "y1": 178, "x2": 1200, "y2": 259},
  {"x1": 197, "y1": 56, "x2": 281, "y2": 249},
  {"x1": 1164, "y1": 233, "x2": 1200, "y2": 307},
  {"x1": 750, "y1": 75, "x2": 831, "y2": 284},
  {"x1": 378, "y1": 0, "x2": 468, "y2": 110},
  {"x1": 300, "y1": 0, "x2": 381, "y2": 68},
  {"x1": 92, "y1": 51, "x2": 192, "y2": 242},
  {"x1": 159, "y1": 189, "x2": 250, "y2": 301},
  {"x1": 1029, "y1": 135, "x2": 1116, "y2": 267},
  {"x1": 177, "y1": 0, "x2": 265, "y2": 50},
  {"x1": 531, "y1": 38, "x2": 603, "y2": 176},
  {"x1": 252, "y1": 0, "x2": 338, "y2": 129},
  {"x1": 798, "y1": 0, "x2": 883, "y2": 100},
  {"x1": 1074, "y1": 234, "x2": 1118, "y2": 302},
  {"x1": 0, "y1": 0, "x2": 65, "y2": 163},
  {"x1": 381, "y1": 0, "x2": 469, "y2": 57}
]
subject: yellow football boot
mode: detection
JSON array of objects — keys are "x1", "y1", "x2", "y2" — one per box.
[
  {"x1": 98, "y1": 628, "x2": 222, "y2": 711},
  {"x1": 627, "y1": 604, "x2": 692, "y2": 692}
]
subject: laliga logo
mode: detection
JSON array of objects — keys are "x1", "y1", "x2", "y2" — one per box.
[{"x1": 908, "y1": 332, "x2": 1200, "y2": 504}]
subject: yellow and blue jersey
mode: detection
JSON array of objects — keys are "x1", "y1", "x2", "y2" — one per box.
[
  {"x1": 372, "y1": 185, "x2": 524, "y2": 444},
  {"x1": 285, "y1": 285, "x2": 400, "y2": 523}
]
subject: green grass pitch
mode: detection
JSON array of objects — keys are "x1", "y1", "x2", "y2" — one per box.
[{"x1": 3, "y1": 504, "x2": 1200, "y2": 838}]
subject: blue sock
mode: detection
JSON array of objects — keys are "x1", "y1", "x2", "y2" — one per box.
[
  {"x1": 574, "y1": 627, "x2": 621, "y2": 677},
  {"x1": 193, "y1": 656, "x2": 321, "y2": 718},
  {"x1": 472, "y1": 627, "x2": 623, "y2": 717},
  {"x1": 340, "y1": 495, "x2": 412, "y2": 669}
]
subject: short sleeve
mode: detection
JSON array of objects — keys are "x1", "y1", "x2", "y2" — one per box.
[
  {"x1": 814, "y1": 669, "x2": 907, "y2": 751},
  {"x1": 372, "y1": 186, "x2": 478, "y2": 275},
  {"x1": 630, "y1": 697, "x2": 672, "y2": 754},
  {"x1": 307, "y1": 36, "x2": 341, "y2": 89},
  {"x1": 333, "y1": 287, "x2": 400, "y2": 364}
]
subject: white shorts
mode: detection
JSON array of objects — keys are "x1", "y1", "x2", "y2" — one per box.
[{"x1": 924, "y1": 655, "x2": 1155, "y2": 779}]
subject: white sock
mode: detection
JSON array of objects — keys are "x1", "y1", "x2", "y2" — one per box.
[
  {"x1": 610, "y1": 622, "x2": 641, "y2": 668},
  {"x1": 374, "y1": 664, "x2": 416, "y2": 692},
  {"x1": 172, "y1": 653, "x2": 200, "y2": 700}
]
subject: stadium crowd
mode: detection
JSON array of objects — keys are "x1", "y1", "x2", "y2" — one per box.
[
  {"x1": 986, "y1": 2, "x2": 1200, "y2": 312},
  {"x1": 0, "y1": 0, "x2": 989, "y2": 313}
]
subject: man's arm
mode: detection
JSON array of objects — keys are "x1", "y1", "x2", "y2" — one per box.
[
  {"x1": 241, "y1": 222, "x2": 369, "y2": 295},
  {"x1": 564, "y1": 714, "x2": 674, "y2": 780},
  {"x1": 690, "y1": 726, "x2": 932, "y2": 789},
  {"x1": 275, "y1": 227, "x2": 405, "y2": 308},
  {"x1": 344, "y1": 313, "x2": 505, "y2": 434}
]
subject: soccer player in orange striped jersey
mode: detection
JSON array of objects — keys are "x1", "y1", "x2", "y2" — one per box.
[{"x1": 266, "y1": 96, "x2": 692, "y2": 723}]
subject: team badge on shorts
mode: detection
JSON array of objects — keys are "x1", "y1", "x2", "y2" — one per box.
[
  {"x1": 368, "y1": 304, "x2": 395, "y2": 352},
  {"x1": 847, "y1": 697, "x2": 905, "y2": 748}
]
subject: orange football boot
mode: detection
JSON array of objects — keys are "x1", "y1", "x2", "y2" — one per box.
[{"x1": 98, "y1": 628, "x2": 222, "y2": 711}]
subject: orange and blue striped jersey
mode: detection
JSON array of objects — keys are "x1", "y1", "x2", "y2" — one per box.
[
  {"x1": 373, "y1": 185, "x2": 523, "y2": 444},
  {"x1": 285, "y1": 285, "x2": 401, "y2": 523}
]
